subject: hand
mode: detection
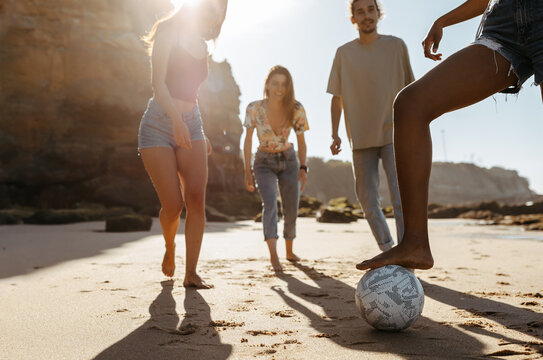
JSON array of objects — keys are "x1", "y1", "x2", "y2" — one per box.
[
  {"x1": 298, "y1": 169, "x2": 307, "y2": 191},
  {"x1": 173, "y1": 121, "x2": 192, "y2": 149},
  {"x1": 205, "y1": 136, "x2": 212, "y2": 156},
  {"x1": 330, "y1": 136, "x2": 342, "y2": 155},
  {"x1": 422, "y1": 20, "x2": 444, "y2": 61},
  {"x1": 244, "y1": 171, "x2": 255, "y2": 192}
]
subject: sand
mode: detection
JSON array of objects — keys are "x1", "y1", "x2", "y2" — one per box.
[{"x1": 1, "y1": 218, "x2": 542, "y2": 359}]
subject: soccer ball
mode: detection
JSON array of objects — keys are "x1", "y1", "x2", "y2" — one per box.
[{"x1": 355, "y1": 265, "x2": 424, "y2": 331}]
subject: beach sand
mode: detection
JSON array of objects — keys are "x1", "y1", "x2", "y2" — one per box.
[{"x1": 1, "y1": 218, "x2": 542, "y2": 359}]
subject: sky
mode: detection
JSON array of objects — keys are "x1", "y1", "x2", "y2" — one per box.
[{"x1": 176, "y1": 0, "x2": 542, "y2": 193}]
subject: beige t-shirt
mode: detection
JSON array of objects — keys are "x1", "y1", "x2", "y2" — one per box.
[{"x1": 327, "y1": 35, "x2": 414, "y2": 150}]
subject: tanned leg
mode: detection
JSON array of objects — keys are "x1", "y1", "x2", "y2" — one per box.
[
  {"x1": 140, "y1": 147, "x2": 184, "y2": 277},
  {"x1": 357, "y1": 45, "x2": 518, "y2": 271},
  {"x1": 176, "y1": 140, "x2": 213, "y2": 288},
  {"x1": 266, "y1": 238, "x2": 283, "y2": 273}
]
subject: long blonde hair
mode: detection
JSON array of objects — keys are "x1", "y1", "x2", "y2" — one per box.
[
  {"x1": 141, "y1": 0, "x2": 228, "y2": 56},
  {"x1": 263, "y1": 65, "x2": 297, "y2": 126}
]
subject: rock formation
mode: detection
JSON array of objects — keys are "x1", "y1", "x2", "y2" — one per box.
[
  {"x1": 303, "y1": 158, "x2": 536, "y2": 206},
  {"x1": 0, "y1": 0, "x2": 255, "y2": 215}
]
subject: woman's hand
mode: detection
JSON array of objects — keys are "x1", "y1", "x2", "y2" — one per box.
[
  {"x1": 245, "y1": 170, "x2": 255, "y2": 192},
  {"x1": 422, "y1": 20, "x2": 444, "y2": 61},
  {"x1": 298, "y1": 169, "x2": 307, "y2": 191},
  {"x1": 205, "y1": 136, "x2": 212, "y2": 156},
  {"x1": 173, "y1": 121, "x2": 192, "y2": 149}
]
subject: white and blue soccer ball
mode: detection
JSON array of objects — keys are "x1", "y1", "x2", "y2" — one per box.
[{"x1": 355, "y1": 265, "x2": 424, "y2": 331}]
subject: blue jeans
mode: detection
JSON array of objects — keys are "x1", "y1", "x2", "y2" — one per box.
[
  {"x1": 352, "y1": 144, "x2": 404, "y2": 251},
  {"x1": 474, "y1": 0, "x2": 543, "y2": 93},
  {"x1": 254, "y1": 146, "x2": 300, "y2": 241}
]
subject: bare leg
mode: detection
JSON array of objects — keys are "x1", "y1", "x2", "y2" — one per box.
[
  {"x1": 140, "y1": 147, "x2": 184, "y2": 277},
  {"x1": 285, "y1": 240, "x2": 300, "y2": 262},
  {"x1": 266, "y1": 238, "x2": 283, "y2": 273},
  {"x1": 176, "y1": 140, "x2": 213, "y2": 289},
  {"x1": 357, "y1": 45, "x2": 518, "y2": 270}
]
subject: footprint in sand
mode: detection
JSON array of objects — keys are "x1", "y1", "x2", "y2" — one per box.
[
  {"x1": 523, "y1": 292, "x2": 543, "y2": 298},
  {"x1": 256, "y1": 349, "x2": 276, "y2": 355},
  {"x1": 311, "y1": 333, "x2": 338, "y2": 338},
  {"x1": 247, "y1": 330, "x2": 277, "y2": 336},
  {"x1": 272, "y1": 310, "x2": 295, "y2": 318},
  {"x1": 460, "y1": 320, "x2": 495, "y2": 329},
  {"x1": 209, "y1": 320, "x2": 245, "y2": 329}
]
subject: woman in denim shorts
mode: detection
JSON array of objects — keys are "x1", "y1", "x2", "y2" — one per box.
[
  {"x1": 138, "y1": 0, "x2": 227, "y2": 287},
  {"x1": 358, "y1": 0, "x2": 542, "y2": 271},
  {"x1": 242, "y1": 66, "x2": 310, "y2": 273}
]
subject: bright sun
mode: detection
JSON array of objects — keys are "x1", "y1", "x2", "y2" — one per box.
[{"x1": 169, "y1": 0, "x2": 293, "y2": 35}]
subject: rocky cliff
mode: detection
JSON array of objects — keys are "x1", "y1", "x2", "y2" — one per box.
[
  {"x1": 303, "y1": 158, "x2": 536, "y2": 206},
  {"x1": 0, "y1": 0, "x2": 247, "y2": 212}
]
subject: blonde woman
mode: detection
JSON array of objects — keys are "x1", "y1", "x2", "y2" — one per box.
[
  {"x1": 243, "y1": 66, "x2": 309, "y2": 273},
  {"x1": 138, "y1": 0, "x2": 227, "y2": 287}
]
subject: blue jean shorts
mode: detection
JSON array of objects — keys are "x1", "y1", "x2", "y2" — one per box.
[
  {"x1": 474, "y1": 0, "x2": 543, "y2": 93},
  {"x1": 138, "y1": 98, "x2": 206, "y2": 151}
]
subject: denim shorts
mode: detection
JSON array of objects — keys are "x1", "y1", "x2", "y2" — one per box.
[
  {"x1": 138, "y1": 98, "x2": 206, "y2": 151},
  {"x1": 473, "y1": 0, "x2": 543, "y2": 93}
]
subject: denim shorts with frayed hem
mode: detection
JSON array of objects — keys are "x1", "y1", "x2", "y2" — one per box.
[
  {"x1": 473, "y1": 0, "x2": 543, "y2": 93},
  {"x1": 137, "y1": 98, "x2": 206, "y2": 151}
]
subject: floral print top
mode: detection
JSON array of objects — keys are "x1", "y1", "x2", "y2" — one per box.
[{"x1": 244, "y1": 100, "x2": 309, "y2": 152}]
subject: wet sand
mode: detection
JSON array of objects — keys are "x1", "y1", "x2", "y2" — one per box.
[{"x1": 1, "y1": 218, "x2": 542, "y2": 359}]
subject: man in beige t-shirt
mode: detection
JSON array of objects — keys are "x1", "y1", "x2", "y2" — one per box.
[{"x1": 327, "y1": 0, "x2": 414, "y2": 251}]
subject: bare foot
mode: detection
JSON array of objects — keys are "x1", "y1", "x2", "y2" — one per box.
[
  {"x1": 162, "y1": 244, "x2": 176, "y2": 278},
  {"x1": 270, "y1": 254, "x2": 283, "y2": 273},
  {"x1": 286, "y1": 253, "x2": 300, "y2": 262},
  {"x1": 183, "y1": 273, "x2": 214, "y2": 289},
  {"x1": 356, "y1": 241, "x2": 434, "y2": 271}
]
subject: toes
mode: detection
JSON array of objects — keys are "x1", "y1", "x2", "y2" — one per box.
[{"x1": 355, "y1": 263, "x2": 367, "y2": 270}]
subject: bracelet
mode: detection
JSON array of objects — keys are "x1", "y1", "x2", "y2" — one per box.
[{"x1": 300, "y1": 165, "x2": 308, "y2": 173}]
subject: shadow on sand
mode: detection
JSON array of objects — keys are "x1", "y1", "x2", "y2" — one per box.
[
  {"x1": 421, "y1": 280, "x2": 543, "y2": 349},
  {"x1": 273, "y1": 262, "x2": 511, "y2": 359},
  {"x1": 0, "y1": 220, "x2": 249, "y2": 279},
  {"x1": 94, "y1": 280, "x2": 232, "y2": 360}
]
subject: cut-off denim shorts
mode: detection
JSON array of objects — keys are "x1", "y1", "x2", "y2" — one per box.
[
  {"x1": 473, "y1": 0, "x2": 543, "y2": 93},
  {"x1": 138, "y1": 97, "x2": 206, "y2": 151}
]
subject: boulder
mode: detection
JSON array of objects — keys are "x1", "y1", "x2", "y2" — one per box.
[
  {"x1": 206, "y1": 206, "x2": 235, "y2": 222},
  {"x1": 317, "y1": 207, "x2": 358, "y2": 223},
  {"x1": 24, "y1": 207, "x2": 132, "y2": 225},
  {"x1": 105, "y1": 214, "x2": 152, "y2": 232}
]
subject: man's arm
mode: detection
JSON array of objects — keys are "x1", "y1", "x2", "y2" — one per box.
[{"x1": 330, "y1": 95, "x2": 343, "y2": 155}]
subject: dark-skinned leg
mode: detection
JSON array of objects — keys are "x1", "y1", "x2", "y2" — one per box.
[{"x1": 357, "y1": 44, "x2": 518, "y2": 270}]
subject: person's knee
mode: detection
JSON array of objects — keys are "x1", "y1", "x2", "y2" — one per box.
[
  {"x1": 184, "y1": 188, "x2": 206, "y2": 213},
  {"x1": 394, "y1": 85, "x2": 436, "y2": 126},
  {"x1": 393, "y1": 87, "x2": 417, "y2": 122},
  {"x1": 160, "y1": 202, "x2": 183, "y2": 220}
]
